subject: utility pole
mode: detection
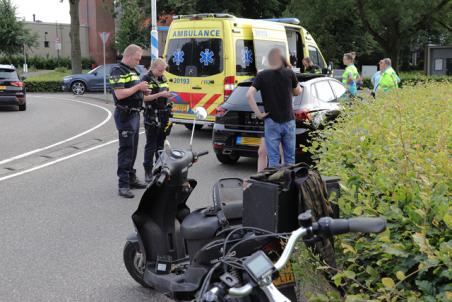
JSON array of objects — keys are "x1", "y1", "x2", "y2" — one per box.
[{"x1": 150, "y1": 0, "x2": 158, "y2": 61}]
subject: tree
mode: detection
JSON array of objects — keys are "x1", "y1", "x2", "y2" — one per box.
[
  {"x1": 285, "y1": 0, "x2": 452, "y2": 70},
  {"x1": 115, "y1": 0, "x2": 148, "y2": 52},
  {"x1": 284, "y1": 0, "x2": 382, "y2": 67},
  {"x1": 355, "y1": 0, "x2": 451, "y2": 70},
  {"x1": 68, "y1": 0, "x2": 82, "y2": 74},
  {"x1": 0, "y1": 0, "x2": 37, "y2": 56}
]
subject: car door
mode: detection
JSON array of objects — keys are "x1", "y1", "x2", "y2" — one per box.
[
  {"x1": 310, "y1": 80, "x2": 337, "y2": 127},
  {"x1": 90, "y1": 65, "x2": 112, "y2": 91}
]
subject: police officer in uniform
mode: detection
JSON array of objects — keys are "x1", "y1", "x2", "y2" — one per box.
[
  {"x1": 141, "y1": 58, "x2": 174, "y2": 183},
  {"x1": 109, "y1": 44, "x2": 151, "y2": 198}
]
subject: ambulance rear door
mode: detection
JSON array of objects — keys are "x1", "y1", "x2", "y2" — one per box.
[{"x1": 251, "y1": 22, "x2": 289, "y2": 71}]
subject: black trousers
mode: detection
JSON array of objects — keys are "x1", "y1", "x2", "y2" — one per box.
[
  {"x1": 143, "y1": 109, "x2": 170, "y2": 170},
  {"x1": 114, "y1": 108, "x2": 140, "y2": 189}
]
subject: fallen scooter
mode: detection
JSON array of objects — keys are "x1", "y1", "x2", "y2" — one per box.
[{"x1": 124, "y1": 107, "x2": 297, "y2": 301}]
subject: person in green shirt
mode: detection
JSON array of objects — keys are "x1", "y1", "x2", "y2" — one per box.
[
  {"x1": 377, "y1": 58, "x2": 400, "y2": 93},
  {"x1": 342, "y1": 52, "x2": 360, "y2": 96}
]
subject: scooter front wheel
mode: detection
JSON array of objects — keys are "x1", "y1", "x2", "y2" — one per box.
[{"x1": 123, "y1": 241, "x2": 151, "y2": 288}]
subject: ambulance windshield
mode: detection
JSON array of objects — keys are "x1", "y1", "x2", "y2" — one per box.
[{"x1": 167, "y1": 38, "x2": 223, "y2": 77}]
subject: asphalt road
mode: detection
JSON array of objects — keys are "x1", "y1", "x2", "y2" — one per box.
[{"x1": 0, "y1": 94, "x2": 256, "y2": 302}]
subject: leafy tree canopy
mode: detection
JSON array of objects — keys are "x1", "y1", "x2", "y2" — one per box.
[{"x1": 0, "y1": 0, "x2": 38, "y2": 56}]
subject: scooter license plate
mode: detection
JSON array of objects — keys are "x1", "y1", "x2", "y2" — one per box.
[{"x1": 273, "y1": 262, "x2": 295, "y2": 286}]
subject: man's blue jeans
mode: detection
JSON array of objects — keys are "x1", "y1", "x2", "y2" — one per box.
[{"x1": 264, "y1": 118, "x2": 296, "y2": 168}]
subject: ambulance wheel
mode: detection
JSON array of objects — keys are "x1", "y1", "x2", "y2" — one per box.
[
  {"x1": 71, "y1": 81, "x2": 86, "y2": 95},
  {"x1": 184, "y1": 123, "x2": 203, "y2": 131},
  {"x1": 123, "y1": 241, "x2": 151, "y2": 288},
  {"x1": 216, "y1": 153, "x2": 240, "y2": 165}
]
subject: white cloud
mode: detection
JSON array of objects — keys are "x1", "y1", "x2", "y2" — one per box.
[{"x1": 13, "y1": 0, "x2": 70, "y2": 24}]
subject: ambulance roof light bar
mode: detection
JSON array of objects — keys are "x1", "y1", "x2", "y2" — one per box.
[
  {"x1": 173, "y1": 13, "x2": 236, "y2": 20},
  {"x1": 263, "y1": 18, "x2": 300, "y2": 25}
]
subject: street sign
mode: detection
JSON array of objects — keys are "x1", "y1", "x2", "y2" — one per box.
[
  {"x1": 99, "y1": 32, "x2": 110, "y2": 44},
  {"x1": 55, "y1": 37, "x2": 62, "y2": 50}
]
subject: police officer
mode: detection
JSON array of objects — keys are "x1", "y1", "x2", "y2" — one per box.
[
  {"x1": 109, "y1": 44, "x2": 150, "y2": 198},
  {"x1": 141, "y1": 58, "x2": 174, "y2": 183}
]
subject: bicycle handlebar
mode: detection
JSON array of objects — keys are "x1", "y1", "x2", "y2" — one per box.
[
  {"x1": 316, "y1": 216, "x2": 387, "y2": 236},
  {"x1": 223, "y1": 216, "x2": 386, "y2": 299}
]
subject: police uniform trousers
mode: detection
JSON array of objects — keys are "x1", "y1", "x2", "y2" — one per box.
[
  {"x1": 143, "y1": 109, "x2": 170, "y2": 171},
  {"x1": 114, "y1": 108, "x2": 140, "y2": 189}
]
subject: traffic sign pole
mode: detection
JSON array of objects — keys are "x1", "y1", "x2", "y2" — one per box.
[
  {"x1": 151, "y1": 0, "x2": 158, "y2": 61},
  {"x1": 99, "y1": 32, "x2": 110, "y2": 103}
]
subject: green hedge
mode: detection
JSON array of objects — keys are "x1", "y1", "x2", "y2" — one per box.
[
  {"x1": 25, "y1": 81, "x2": 62, "y2": 93},
  {"x1": 362, "y1": 73, "x2": 450, "y2": 89},
  {"x1": 308, "y1": 83, "x2": 451, "y2": 301},
  {"x1": 0, "y1": 55, "x2": 95, "y2": 70}
]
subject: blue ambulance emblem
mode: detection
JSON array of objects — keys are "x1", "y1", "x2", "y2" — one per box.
[
  {"x1": 200, "y1": 49, "x2": 214, "y2": 66},
  {"x1": 242, "y1": 47, "x2": 253, "y2": 67},
  {"x1": 172, "y1": 49, "x2": 185, "y2": 66}
]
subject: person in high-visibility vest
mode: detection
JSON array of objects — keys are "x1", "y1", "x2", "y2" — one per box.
[
  {"x1": 342, "y1": 52, "x2": 359, "y2": 96},
  {"x1": 377, "y1": 58, "x2": 400, "y2": 93}
]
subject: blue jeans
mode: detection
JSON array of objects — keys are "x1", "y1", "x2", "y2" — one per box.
[{"x1": 264, "y1": 118, "x2": 296, "y2": 168}]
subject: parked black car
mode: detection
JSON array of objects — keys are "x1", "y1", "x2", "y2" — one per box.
[
  {"x1": 0, "y1": 64, "x2": 26, "y2": 111},
  {"x1": 212, "y1": 74, "x2": 346, "y2": 164},
  {"x1": 62, "y1": 64, "x2": 147, "y2": 95}
]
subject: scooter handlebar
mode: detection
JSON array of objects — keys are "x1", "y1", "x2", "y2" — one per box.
[
  {"x1": 156, "y1": 169, "x2": 170, "y2": 186},
  {"x1": 195, "y1": 150, "x2": 209, "y2": 158}
]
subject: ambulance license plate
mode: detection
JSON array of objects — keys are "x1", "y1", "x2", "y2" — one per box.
[
  {"x1": 273, "y1": 262, "x2": 296, "y2": 286},
  {"x1": 172, "y1": 104, "x2": 189, "y2": 112},
  {"x1": 236, "y1": 136, "x2": 261, "y2": 146}
]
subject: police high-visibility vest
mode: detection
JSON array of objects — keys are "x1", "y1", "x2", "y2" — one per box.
[
  {"x1": 342, "y1": 64, "x2": 359, "y2": 95},
  {"x1": 378, "y1": 67, "x2": 399, "y2": 92}
]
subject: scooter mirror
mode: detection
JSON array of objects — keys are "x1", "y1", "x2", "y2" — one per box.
[{"x1": 194, "y1": 107, "x2": 208, "y2": 121}]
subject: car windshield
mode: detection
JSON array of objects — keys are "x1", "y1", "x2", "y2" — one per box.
[
  {"x1": 167, "y1": 38, "x2": 223, "y2": 77},
  {"x1": 0, "y1": 68, "x2": 19, "y2": 80}
]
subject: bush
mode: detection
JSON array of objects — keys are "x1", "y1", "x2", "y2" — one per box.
[
  {"x1": 362, "y1": 72, "x2": 450, "y2": 89},
  {"x1": 308, "y1": 82, "x2": 451, "y2": 301},
  {"x1": 0, "y1": 55, "x2": 95, "y2": 70},
  {"x1": 24, "y1": 81, "x2": 62, "y2": 92}
]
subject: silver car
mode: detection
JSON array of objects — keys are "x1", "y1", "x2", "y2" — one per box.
[{"x1": 212, "y1": 75, "x2": 346, "y2": 164}]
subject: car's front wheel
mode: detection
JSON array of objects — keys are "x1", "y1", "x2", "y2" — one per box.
[
  {"x1": 216, "y1": 152, "x2": 240, "y2": 165},
  {"x1": 71, "y1": 81, "x2": 86, "y2": 95},
  {"x1": 18, "y1": 103, "x2": 26, "y2": 111}
]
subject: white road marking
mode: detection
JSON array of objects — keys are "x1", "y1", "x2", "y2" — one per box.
[
  {"x1": 0, "y1": 96, "x2": 112, "y2": 166},
  {"x1": 0, "y1": 131, "x2": 145, "y2": 183}
]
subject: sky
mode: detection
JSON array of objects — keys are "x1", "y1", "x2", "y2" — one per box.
[{"x1": 13, "y1": 0, "x2": 71, "y2": 24}]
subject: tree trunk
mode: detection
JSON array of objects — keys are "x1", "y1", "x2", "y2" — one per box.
[
  {"x1": 383, "y1": 40, "x2": 401, "y2": 72},
  {"x1": 69, "y1": 0, "x2": 82, "y2": 74}
]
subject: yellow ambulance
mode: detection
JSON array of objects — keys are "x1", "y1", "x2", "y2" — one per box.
[{"x1": 163, "y1": 13, "x2": 327, "y2": 128}]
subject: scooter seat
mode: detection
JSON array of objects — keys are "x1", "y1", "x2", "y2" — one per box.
[
  {"x1": 222, "y1": 201, "x2": 242, "y2": 221},
  {"x1": 181, "y1": 209, "x2": 219, "y2": 240}
]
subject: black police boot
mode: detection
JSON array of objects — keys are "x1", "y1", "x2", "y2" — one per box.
[
  {"x1": 144, "y1": 168, "x2": 153, "y2": 184},
  {"x1": 118, "y1": 188, "x2": 134, "y2": 198},
  {"x1": 130, "y1": 177, "x2": 147, "y2": 189}
]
